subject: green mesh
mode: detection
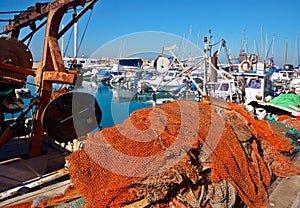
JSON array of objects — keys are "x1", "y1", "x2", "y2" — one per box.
[
  {"x1": 270, "y1": 94, "x2": 300, "y2": 110},
  {"x1": 54, "y1": 197, "x2": 86, "y2": 208}
]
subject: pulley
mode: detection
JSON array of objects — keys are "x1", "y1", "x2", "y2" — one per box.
[
  {"x1": 42, "y1": 92, "x2": 102, "y2": 143},
  {"x1": 154, "y1": 56, "x2": 170, "y2": 74},
  {"x1": 0, "y1": 37, "x2": 33, "y2": 85}
]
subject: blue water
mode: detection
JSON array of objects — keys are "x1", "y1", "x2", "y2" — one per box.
[
  {"x1": 88, "y1": 84, "x2": 152, "y2": 128},
  {"x1": 6, "y1": 77, "x2": 152, "y2": 129}
]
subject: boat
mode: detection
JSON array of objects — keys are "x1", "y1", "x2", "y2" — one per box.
[
  {"x1": 136, "y1": 46, "x2": 204, "y2": 94},
  {"x1": 112, "y1": 57, "x2": 150, "y2": 89},
  {"x1": 117, "y1": 57, "x2": 143, "y2": 71},
  {"x1": 135, "y1": 89, "x2": 175, "y2": 105},
  {"x1": 139, "y1": 69, "x2": 186, "y2": 92},
  {"x1": 215, "y1": 53, "x2": 274, "y2": 103},
  {"x1": 270, "y1": 69, "x2": 296, "y2": 83},
  {"x1": 214, "y1": 78, "x2": 243, "y2": 103},
  {"x1": 98, "y1": 64, "x2": 124, "y2": 86}
]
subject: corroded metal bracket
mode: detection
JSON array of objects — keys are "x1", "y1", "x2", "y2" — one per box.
[{"x1": 29, "y1": 0, "x2": 97, "y2": 157}]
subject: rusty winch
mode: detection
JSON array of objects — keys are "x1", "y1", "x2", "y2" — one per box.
[
  {"x1": 0, "y1": 37, "x2": 35, "y2": 132},
  {"x1": 0, "y1": 0, "x2": 100, "y2": 157}
]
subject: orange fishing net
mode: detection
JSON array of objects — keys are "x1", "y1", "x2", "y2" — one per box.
[
  {"x1": 4, "y1": 202, "x2": 32, "y2": 208},
  {"x1": 64, "y1": 99, "x2": 300, "y2": 208}
]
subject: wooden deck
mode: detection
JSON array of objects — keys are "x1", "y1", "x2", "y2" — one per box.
[
  {"x1": 0, "y1": 135, "x2": 69, "y2": 203},
  {"x1": 1, "y1": 179, "x2": 72, "y2": 207},
  {"x1": 266, "y1": 152, "x2": 300, "y2": 208}
]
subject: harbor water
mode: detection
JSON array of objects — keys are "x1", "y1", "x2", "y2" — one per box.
[
  {"x1": 76, "y1": 80, "x2": 152, "y2": 129},
  {"x1": 15, "y1": 76, "x2": 152, "y2": 131}
]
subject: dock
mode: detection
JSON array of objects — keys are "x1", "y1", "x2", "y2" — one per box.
[{"x1": 267, "y1": 152, "x2": 300, "y2": 208}]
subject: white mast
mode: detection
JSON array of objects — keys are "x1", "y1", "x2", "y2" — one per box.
[
  {"x1": 189, "y1": 25, "x2": 192, "y2": 42},
  {"x1": 265, "y1": 32, "x2": 268, "y2": 61},
  {"x1": 73, "y1": 8, "x2": 78, "y2": 58},
  {"x1": 196, "y1": 31, "x2": 200, "y2": 48},
  {"x1": 272, "y1": 35, "x2": 275, "y2": 59},
  {"x1": 189, "y1": 25, "x2": 192, "y2": 59},
  {"x1": 294, "y1": 34, "x2": 299, "y2": 67},
  {"x1": 284, "y1": 38, "x2": 288, "y2": 66},
  {"x1": 241, "y1": 29, "x2": 248, "y2": 54},
  {"x1": 74, "y1": 22, "x2": 78, "y2": 58},
  {"x1": 260, "y1": 26, "x2": 263, "y2": 62},
  {"x1": 61, "y1": 24, "x2": 64, "y2": 57}
]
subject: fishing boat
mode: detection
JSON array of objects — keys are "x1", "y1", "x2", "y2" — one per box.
[
  {"x1": 139, "y1": 69, "x2": 185, "y2": 91},
  {"x1": 63, "y1": 57, "x2": 101, "y2": 70},
  {"x1": 214, "y1": 78, "x2": 243, "y2": 103},
  {"x1": 98, "y1": 64, "x2": 124, "y2": 86}
]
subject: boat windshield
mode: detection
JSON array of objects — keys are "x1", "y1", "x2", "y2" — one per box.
[
  {"x1": 216, "y1": 83, "x2": 229, "y2": 91},
  {"x1": 246, "y1": 78, "x2": 261, "y2": 89}
]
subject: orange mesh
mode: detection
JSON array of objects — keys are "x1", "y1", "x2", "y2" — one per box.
[
  {"x1": 4, "y1": 202, "x2": 33, "y2": 208},
  {"x1": 210, "y1": 126, "x2": 271, "y2": 208},
  {"x1": 228, "y1": 103, "x2": 294, "y2": 152},
  {"x1": 64, "y1": 100, "x2": 300, "y2": 208},
  {"x1": 283, "y1": 118, "x2": 300, "y2": 132},
  {"x1": 277, "y1": 114, "x2": 292, "y2": 122}
]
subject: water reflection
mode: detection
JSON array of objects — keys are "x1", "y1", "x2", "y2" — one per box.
[{"x1": 75, "y1": 80, "x2": 152, "y2": 129}]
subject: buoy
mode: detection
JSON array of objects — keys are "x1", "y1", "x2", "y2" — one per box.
[
  {"x1": 240, "y1": 60, "x2": 253, "y2": 72},
  {"x1": 249, "y1": 54, "x2": 258, "y2": 64}
]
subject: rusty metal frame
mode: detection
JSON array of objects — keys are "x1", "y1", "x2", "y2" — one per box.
[
  {"x1": 29, "y1": 0, "x2": 97, "y2": 157},
  {"x1": 0, "y1": 0, "x2": 97, "y2": 157}
]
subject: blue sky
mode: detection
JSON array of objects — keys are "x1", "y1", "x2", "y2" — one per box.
[{"x1": 0, "y1": 0, "x2": 300, "y2": 67}]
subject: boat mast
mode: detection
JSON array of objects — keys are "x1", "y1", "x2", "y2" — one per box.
[
  {"x1": 189, "y1": 25, "x2": 192, "y2": 60},
  {"x1": 260, "y1": 26, "x2": 263, "y2": 62},
  {"x1": 294, "y1": 34, "x2": 299, "y2": 67},
  {"x1": 253, "y1": 39, "x2": 257, "y2": 54},
  {"x1": 203, "y1": 35, "x2": 209, "y2": 96},
  {"x1": 61, "y1": 24, "x2": 64, "y2": 57},
  {"x1": 73, "y1": 8, "x2": 78, "y2": 58},
  {"x1": 271, "y1": 35, "x2": 275, "y2": 60},
  {"x1": 241, "y1": 29, "x2": 248, "y2": 54},
  {"x1": 264, "y1": 32, "x2": 268, "y2": 62},
  {"x1": 196, "y1": 30, "x2": 200, "y2": 49},
  {"x1": 284, "y1": 38, "x2": 288, "y2": 67}
]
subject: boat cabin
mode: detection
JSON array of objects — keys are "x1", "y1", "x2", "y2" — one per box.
[
  {"x1": 118, "y1": 58, "x2": 143, "y2": 70},
  {"x1": 233, "y1": 71, "x2": 273, "y2": 102},
  {"x1": 215, "y1": 79, "x2": 240, "y2": 102},
  {"x1": 63, "y1": 57, "x2": 100, "y2": 70}
]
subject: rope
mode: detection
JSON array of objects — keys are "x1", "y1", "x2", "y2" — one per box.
[
  {"x1": 76, "y1": 8, "x2": 94, "y2": 58},
  {"x1": 63, "y1": 28, "x2": 74, "y2": 58},
  {"x1": 265, "y1": 38, "x2": 274, "y2": 59},
  {"x1": 63, "y1": 8, "x2": 94, "y2": 65},
  {"x1": 26, "y1": 34, "x2": 33, "y2": 48},
  {"x1": 0, "y1": 19, "x2": 11, "y2": 22},
  {"x1": 0, "y1": 10, "x2": 26, "y2": 14}
]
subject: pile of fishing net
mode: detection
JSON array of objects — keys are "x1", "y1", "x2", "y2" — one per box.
[
  {"x1": 10, "y1": 98, "x2": 300, "y2": 208},
  {"x1": 63, "y1": 97, "x2": 300, "y2": 208}
]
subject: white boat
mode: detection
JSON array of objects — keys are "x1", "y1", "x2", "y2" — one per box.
[
  {"x1": 214, "y1": 78, "x2": 242, "y2": 103},
  {"x1": 98, "y1": 70, "x2": 124, "y2": 86},
  {"x1": 63, "y1": 57, "x2": 102, "y2": 70},
  {"x1": 270, "y1": 69, "x2": 296, "y2": 83},
  {"x1": 231, "y1": 70, "x2": 273, "y2": 103},
  {"x1": 289, "y1": 78, "x2": 300, "y2": 94},
  {"x1": 138, "y1": 69, "x2": 186, "y2": 91}
]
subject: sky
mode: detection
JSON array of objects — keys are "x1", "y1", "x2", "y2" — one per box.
[{"x1": 0, "y1": 0, "x2": 300, "y2": 67}]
